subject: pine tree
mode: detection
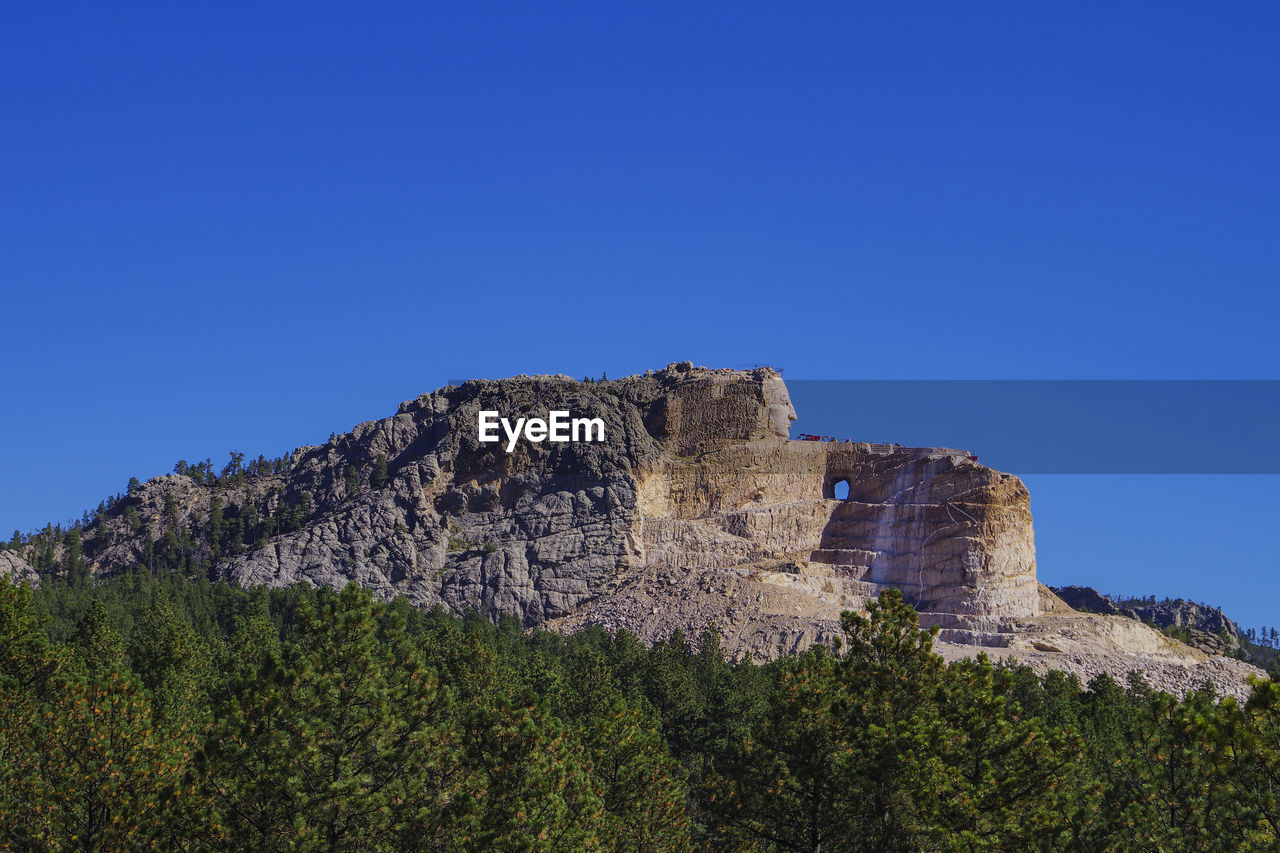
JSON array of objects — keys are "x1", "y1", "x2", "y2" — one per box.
[
  {"x1": 590, "y1": 701, "x2": 693, "y2": 850},
  {"x1": 200, "y1": 584, "x2": 453, "y2": 849},
  {"x1": 932, "y1": 655, "x2": 1082, "y2": 848},
  {"x1": 1103, "y1": 684, "x2": 1238, "y2": 849},
  {"x1": 223, "y1": 451, "x2": 246, "y2": 482},
  {"x1": 1228, "y1": 680, "x2": 1280, "y2": 843},
  {"x1": 62, "y1": 528, "x2": 87, "y2": 585},
  {"x1": 712, "y1": 590, "x2": 957, "y2": 850},
  {"x1": 71, "y1": 600, "x2": 128, "y2": 676},
  {"x1": 449, "y1": 696, "x2": 605, "y2": 851},
  {"x1": 0, "y1": 582, "x2": 200, "y2": 849},
  {"x1": 3, "y1": 669, "x2": 198, "y2": 850},
  {"x1": 128, "y1": 591, "x2": 213, "y2": 722},
  {"x1": 208, "y1": 495, "x2": 224, "y2": 561},
  {"x1": 0, "y1": 577, "x2": 60, "y2": 695}
]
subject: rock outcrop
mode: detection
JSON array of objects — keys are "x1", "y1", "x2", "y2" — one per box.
[
  {"x1": 1051, "y1": 585, "x2": 1121, "y2": 616},
  {"x1": 0, "y1": 551, "x2": 38, "y2": 586},
  {"x1": 35, "y1": 363, "x2": 1262, "y2": 698},
  {"x1": 1053, "y1": 585, "x2": 1243, "y2": 656}
]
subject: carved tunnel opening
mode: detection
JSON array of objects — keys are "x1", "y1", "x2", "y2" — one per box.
[{"x1": 832, "y1": 478, "x2": 850, "y2": 501}]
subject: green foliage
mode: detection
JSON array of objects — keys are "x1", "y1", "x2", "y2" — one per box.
[
  {"x1": 0, "y1": 668, "x2": 199, "y2": 850},
  {"x1": 208, "y1": 495, "x2": 224, "y2": 562},
  {"x1": 710, "y1": 589, "x2": 963, "y2": 851},
  {"x1": 4, "y1": 574, "x2": 1280, "y2": 849},
  {"x1": 371, "y1": 453, "x2": 389, "y2": 489},
  {"x1": 0, "y1": 578, "x2": 61, "y2": 695},
  {"x1": 200, "y1": 584, "x2": 452, "y2": 849}
]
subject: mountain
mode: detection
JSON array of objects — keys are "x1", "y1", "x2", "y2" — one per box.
[
  {"x1": 1052, "y1": 585, "x2": 1252, "y2": 654},
  {"x1": 1, "y1": 362, "x2": 1262, "y2": 697}
]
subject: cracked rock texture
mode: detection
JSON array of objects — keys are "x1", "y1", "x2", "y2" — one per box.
[
  {"x1": 54, "y1": 363, "x2": 1262, "y2": 699},
  {"x1": 0, "y1": 552, "x2": 38, "y2": 585}
]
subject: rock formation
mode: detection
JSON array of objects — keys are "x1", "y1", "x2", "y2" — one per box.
[
  {"x1": 25, "y1": 362, "x2": 1262, "y2": 698},
  {"x1": 1053, "y1": 585, "x2": 1244, "y2": 656},
  {"x1": 0, "y1": 551, "x2": 38, "y2": 586}
]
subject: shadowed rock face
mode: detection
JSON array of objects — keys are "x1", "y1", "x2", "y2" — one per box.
[{"x1": 53, "y1": 362, "x2": 1262, "y2": 696}]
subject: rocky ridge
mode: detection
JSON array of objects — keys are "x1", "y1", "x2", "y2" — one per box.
[
  {"x1": 1053, "y1": 585, "x2": 1243, "y2": 656},
  {"x1": 7, "y1": 363, "x2": 1264, "y2": 699}
]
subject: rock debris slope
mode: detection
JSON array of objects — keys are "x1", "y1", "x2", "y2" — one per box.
[{"x1": 59, "y1": 363, "x2": 1261, "y2": 697}]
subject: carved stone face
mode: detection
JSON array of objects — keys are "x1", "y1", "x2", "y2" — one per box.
[{"x1": 762, "y1": 377, "x2": 797, "y2": 438}]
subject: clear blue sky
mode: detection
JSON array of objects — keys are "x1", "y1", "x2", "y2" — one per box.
[{"x1": 2, "y1": 3, "x2": 1276, "y2": 626}]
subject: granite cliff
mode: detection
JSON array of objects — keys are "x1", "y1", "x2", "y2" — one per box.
[
  {"x1": 6, "y1": 363, "x2": 1262, "y2": 697},
  {"x1": 0, "y1": 552, "x2": 38, "y2": 586}
]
